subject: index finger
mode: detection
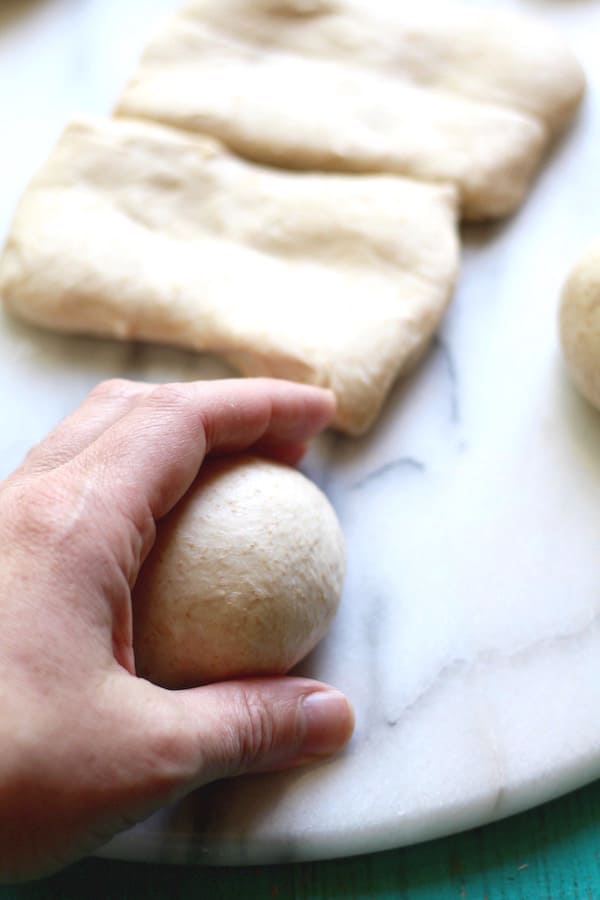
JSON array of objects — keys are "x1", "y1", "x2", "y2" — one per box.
[{"x1": 66, "y1": 377, "x2": 335, "y2": 529}]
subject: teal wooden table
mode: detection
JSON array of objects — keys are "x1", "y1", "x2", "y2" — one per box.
[{"x1": 3, "y1": 781, "x2": 600, "y2": 899}]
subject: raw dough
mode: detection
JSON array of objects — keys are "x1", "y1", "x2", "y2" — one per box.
[
  {"x1": 132, "y1": 454, "x2": 345, "y2": 688},
  {"x1": 0, "y1": 116, "x2": 459, "y2": 434},
  {"x1": 1, "y1": 2, "x2": 583, "y2": 432},
  {"x1": 560, "y1": 240, "x2": 600, "y2": 410},
  {"x1": 117, "y1": 0, "x2": 585, "y2": 220}
]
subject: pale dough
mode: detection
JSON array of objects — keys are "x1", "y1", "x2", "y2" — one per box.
[
  {"x1": 0, "y1": 116, "x2": 459, "y2": 434},
  {"x1": 117, "y1": 0, "x2": 585, "y2": 220},
  {"x1": 132, "y1": 454, "x2": 345, "y2": 688},
  {"x1": 560, "y1": 240, "x2": 600, "y2": 410}
]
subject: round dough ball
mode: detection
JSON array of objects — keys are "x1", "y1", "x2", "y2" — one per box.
[
  {"x1": 133, "y1": 454, "x2": 345, "y2": 688},
  {"x1": 560, "y1": 239, "x2": 600, "y2": 409}
]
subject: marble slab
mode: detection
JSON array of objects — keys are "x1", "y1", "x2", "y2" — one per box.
[{"x1": 1, "y1": 0, "x2": 600, "y2": 866}]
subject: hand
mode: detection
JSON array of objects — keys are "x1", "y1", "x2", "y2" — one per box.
[{"x1": 0, "y1": 377, "x2": 354, "y2": 881}]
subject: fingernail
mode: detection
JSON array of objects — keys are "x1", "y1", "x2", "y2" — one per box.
[{"x1": 299, "y1": 690, "x2": 355, "y2": 758}]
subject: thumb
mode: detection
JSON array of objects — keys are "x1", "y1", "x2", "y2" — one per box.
[
  {"x1": 174, "y1": 677, "x2": 355, "y2": 784},
  {"x1": 108, "y1": 675, "x2": 354, "y2": 826}
]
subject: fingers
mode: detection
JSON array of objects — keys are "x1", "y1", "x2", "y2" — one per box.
[
  {"x1": 18, "y1": 379, "x2": 155, "y2": 477},
  {"x1": 197, "y1": 379, "x2": 336, "y2": 456},
  {"x1": 19, "y1": 377, "x2": 334, "y2": 480},
  {"x1": 66, "y1": 378, "x2": 335, "y2": 528}
]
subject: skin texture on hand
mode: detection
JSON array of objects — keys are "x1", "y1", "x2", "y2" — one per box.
[{"x1": 0, "y1": 377, "x2": 354, "y2": 882}]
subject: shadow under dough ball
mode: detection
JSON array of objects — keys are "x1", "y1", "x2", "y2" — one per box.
[{"x1": 133, "y1": 454, "x2": 345, "y2": 688}]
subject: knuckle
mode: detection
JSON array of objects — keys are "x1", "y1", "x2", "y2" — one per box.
[
  {"x1": 21, "y1": 440, "x2": 46, "y2": 469},
  {"x1": 146, "y1": 383, "x2": 191, "y2": 412},
  {"x1": 4, "y1": 476, "x2": 69, "y2": 545},
  {"x1": 4, "y1": 466, "x2": 108, "y2": 559},
  {"x1": 89, "y1": 378, "x2": 143, "y2": 404},
  {"x1": 228, "y1": 690, "x2": 276, "y2": 773}
]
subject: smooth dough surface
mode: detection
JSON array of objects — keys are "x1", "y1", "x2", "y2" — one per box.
[
  {"x1": 560, "y1": 240, "x2": 600, "y2": 410},
  {"x1": 117, "y1": 0, "x2": 584, "y2": 220},
  {"x1": 132, "y1": 454, "x2": 346, "y2": 688},
  {"x1": 0, "y1": 116, "x2": 459, "y2": 434}
]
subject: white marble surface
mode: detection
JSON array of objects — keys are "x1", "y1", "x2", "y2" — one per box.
[{"x1": 2, "y1": 0, "x2": 600, "y2": 866}]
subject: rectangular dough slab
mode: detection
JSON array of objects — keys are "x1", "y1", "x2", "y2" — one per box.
[
  {"x1": 117, "y1": 0, "x2": 584, "y2": 221},
  {"x1": 0, "y1": 117, "x2": 459, "y2": 433}
]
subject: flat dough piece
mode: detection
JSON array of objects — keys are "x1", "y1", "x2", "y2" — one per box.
[
  {"x1": 0, "y1": 116, "x2": 459, "y2": 434},
  {"x1": 560, "y1": 240, "x2": 600, "y2": 410},
  {"x1": 117, "y1": 0, "x2": 584, "y2": 220}
]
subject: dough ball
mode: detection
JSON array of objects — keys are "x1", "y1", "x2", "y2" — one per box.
[
  {"x1": 560, "y1": 240, "x2": 600, "y2": 410},
  {"x1": 133, "y1": 454, "x2": 345, "y2": 688}
]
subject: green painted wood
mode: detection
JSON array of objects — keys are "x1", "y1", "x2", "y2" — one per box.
[{"x1": 4, "y1": 779, "x2": 600, "y2": 899}]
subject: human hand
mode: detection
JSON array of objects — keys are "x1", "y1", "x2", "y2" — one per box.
[{"x1": 0, "y1": 377, "x2": 354, "y2": 881}]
